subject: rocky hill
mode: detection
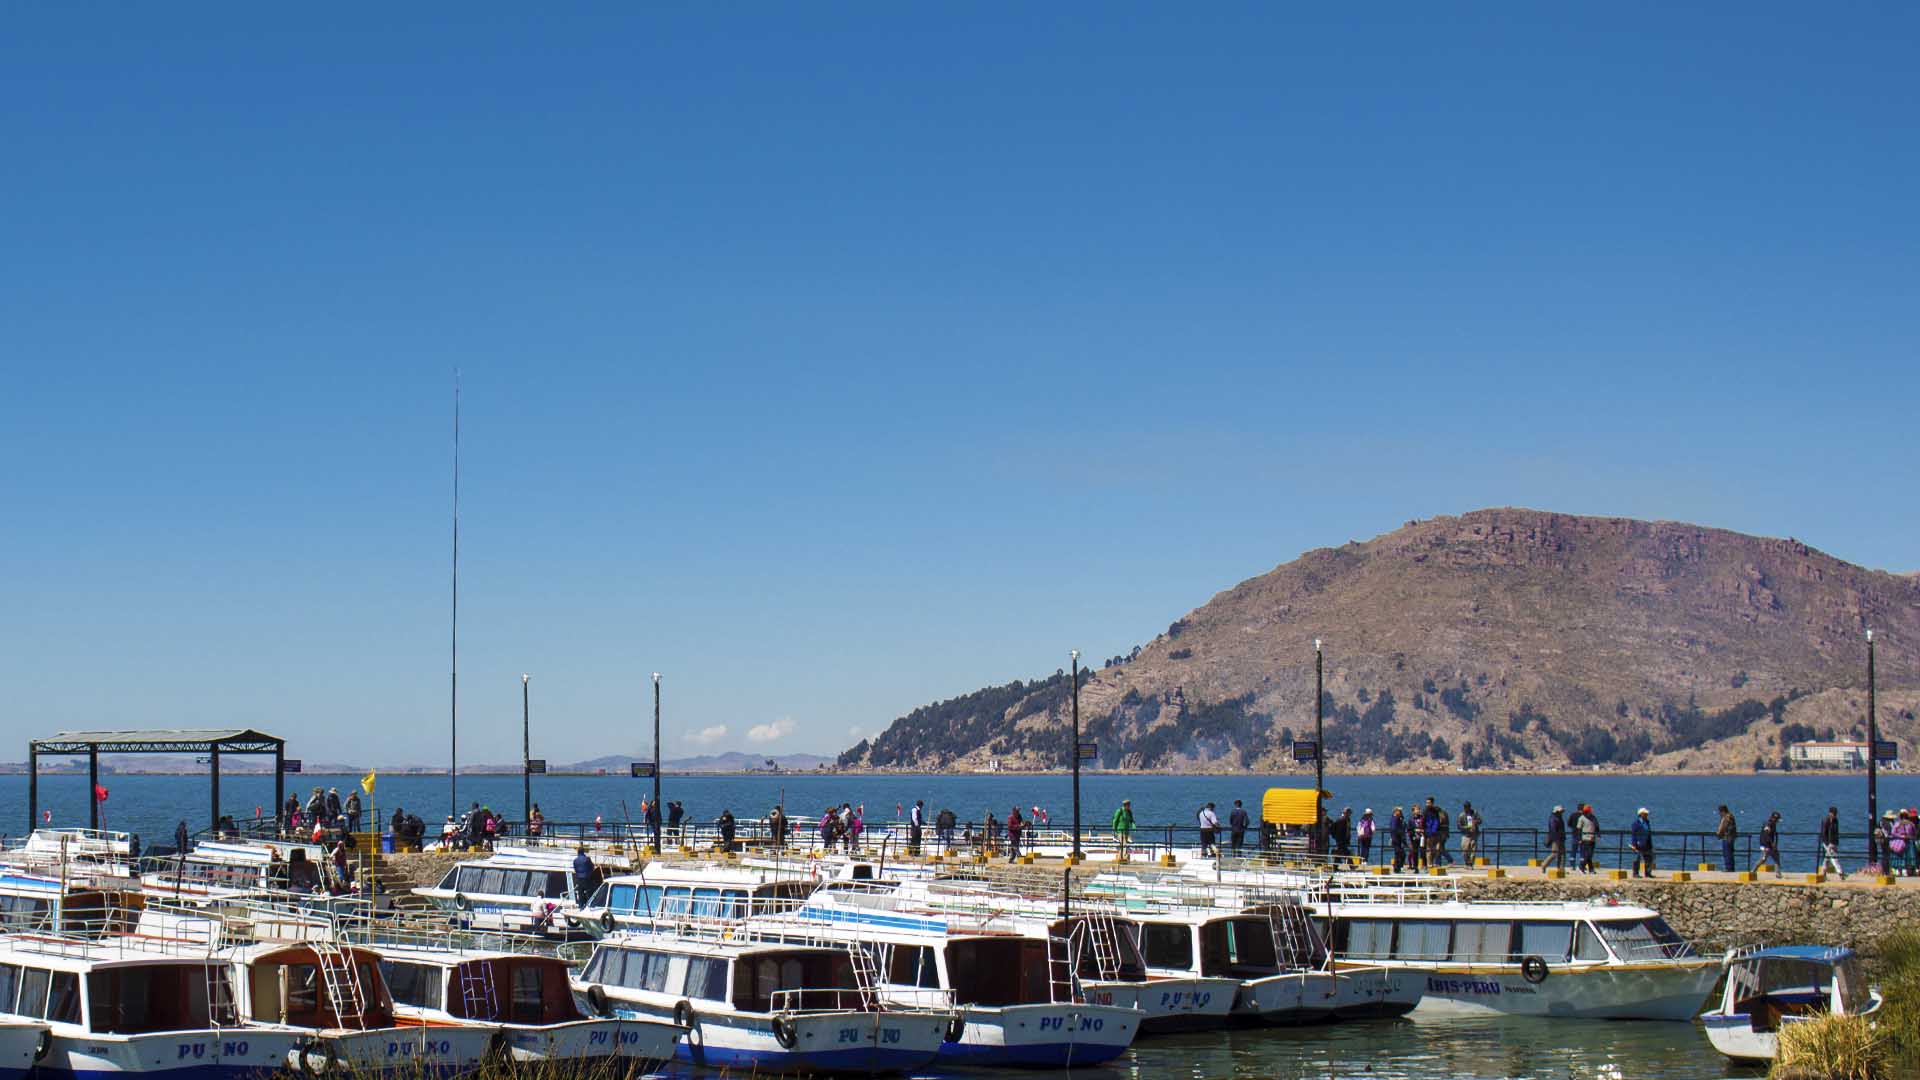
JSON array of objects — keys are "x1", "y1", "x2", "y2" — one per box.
[{"x1": 839, "y1": 510, "x2": 1920, "y2": 773}]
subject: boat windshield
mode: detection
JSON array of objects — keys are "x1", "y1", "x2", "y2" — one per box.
[
  {"x1": 86, "y1": 963, "x2": 238, "y2": 1032},
  {"x1": 1591, "y1": 917, "x2": 1695, "y2": 961}
]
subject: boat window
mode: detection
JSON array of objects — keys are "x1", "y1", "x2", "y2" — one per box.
[
  {"x1": 1573, "y1": 923, "x2": 1608, "y2": 962},
  {"x1": 1451, "y1": 921, "x2": 1514, "y2": 964},
  {"x1": 437, "y1": 868, "x2": 460, "y2": 890},
  {"x1": 17, "y1": 968, "x2": 50, "y2": 1018},
  {"x1": 887, "y1": 944, "x2": 940, "y2": 988},
  {"x1": 1593, "y1": 920, "x2": 1671, "y2": 963},
  {"x1": 381, "y1": 962, "x2": 444, "y2": 1011},
  {"x1": 620, "y1": 950, "x2": 673, "y2": 993},
  {"x1": 286, "y1": 965, "x2": 319, "y2": 1012},
  {"x1": 1223, "y1": 919, "x2": 1279, "y2": 969},
  {"x1": 721, "y1": 890, "x2": 750, "y2": 920},
  {"x1": 638, "y1": 887, "x2": 664, "y2": 915},
  {"x1": 85, "y1": 963, "x2": 228, "y2": 1032},
  {"x1": 691, "y1": 888, "x2": 723, "y2": 918},
  {"x1": 510, "y1": 965, "x2": 543, "y2": 1023},
  {"x1": 1836, "y1": 958, "x2": 1871, "y2": 1015},
  {"x1": 685, "y1": 958, "x2": 728, "y2": 1003},
  {"x1": 1516, "y1": 922, "x2": 1573, "y2": 963},
  {"x1": 1140, "y1": 923, "x2": 1193, "y2": 970},
  {"x1": 1394, "y1": 920, "x2": 1452, "y2": 961},
  {"x1": 0, "y1": 964, "x2": 17, "y2": 1012},
  {"x1": 584, "y1": 948, "x2": 625, "y2": 986},
  {"x1": 660, "y1": 888, "x2": 692, "y2": 917},
  {"x1": 609, "y1": 884, "x2": 637, "y2": 914},
  {"x1": 1343, "y1": 920, "x2": 1393, "y2": 960},
  {"x1": 478, "y1": 869, "x2": 507, "y2": 895},
  {"x1": 1637, "y1": 917, "x2": 1696, "y2": 959},
  {"x1": 542, "y1": 872, "x2": 570, "y2": 899},
  {"x1": 47, "y1": 971, "x2": 80, "y2": 1023}
]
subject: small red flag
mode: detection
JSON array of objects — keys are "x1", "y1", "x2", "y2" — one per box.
[{"x1": 93, "y1": 784, "x2": 109, "y2": 803}]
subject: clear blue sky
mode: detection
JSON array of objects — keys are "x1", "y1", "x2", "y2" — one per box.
[{"x1": 3, "y1": 6, "x2": 1914, "y2": 765}]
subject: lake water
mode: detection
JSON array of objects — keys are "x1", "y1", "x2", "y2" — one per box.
[{"x1": 10, "y1": 770, "x2": 1916, "y2": 859}]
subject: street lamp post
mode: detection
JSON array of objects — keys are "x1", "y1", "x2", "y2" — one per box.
[
  {"x1": 1867, "y1": 629, "x2": 1878, "y2": 866},
  {"x1": 652, "y1": 673, "x2": 663, "y2": 853},
  {"x1": 1071, "y1": 650, "x2": 1082, "y2": 862},
  {"x1": 521, "y1": 674, "x2": 531, "y2": 827},
  {"x1": 1314, "y1": 638, "x2": 1325, "y2": 856}
]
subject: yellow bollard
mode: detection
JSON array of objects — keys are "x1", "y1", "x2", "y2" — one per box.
[
  {"x1": 1428, "y1": 866, "x2": 1447, "y2": 877},
  {"x1": 1737, "y1": 871, "x2": 1756, "y2": 883},
  {"x1": 1525, "y1": 858, "x2": 1540, "y2": 867},
  {"x1": 1606, "y1": 869, "x2": 1627, "y2": 881},
  {"x1": 1670, "y1": 871, "x2": 1691, "y2": 882},
  {"x1": 1806, "y1": 873, "x2": 1826, "y2": 885},
  {"x1": 1474, "y1": 857, "x2": 1489, "y2": 867},
  {"x1": 1485, "y1": 868, "x2": 1506, "y2": 879},
  {"x1": 1698, "y1": 863, "x2": 1714, "y2": 873},
  {"x1": 1875, "y1": 875, "x2": 1897, "y2": 886},
  {"x1": 1158, "y1": 853, "x2": 1177, "y2": 867},
  {"x1": 1370, "y1": 866, "x2": 1388, "y2": 875},
  {"x1": 1545, "y1": 868, "x2": 1567, "y2": 880}
]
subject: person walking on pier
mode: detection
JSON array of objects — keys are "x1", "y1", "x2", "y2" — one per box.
[
  {"x1": 1630, "y1": 808, "x2": 1655, "y2": 878},
  {"x1": 1198, "y1": 803, "x2": 1220, "y2": 856},
  {"x1": 1112, "y1": 800, "x2": 1135, "y2": 859},
  {"x1": 1717, "y1": 805, "x2": 1739, "y2": 873},
  {"x1": 909, "y1": 800, "x2": 925, "y2": 855},
  {"x1": 1006, "y1": 806, "x2": 1025, "y2": 862},
  {"x1": 1405, "y1": 805, "x2": 1423, "y2": 870},
  {"x1": 1229, "y1": 800, "x2": 1250, "y2": 854},
  {"x1": 1327, "y1": 808, "x2": 1349, "y2": 860},
  {"x1": 1389, "y1": 807, "x2": 1408, "y2": 872},
  {"x1": 1459, "y1": 803, "x2": 1480, "y2": 866},
  {"x1": 1756, "y1": 812, "x2": 1783, "y2": 877},
  {"x1": 1430, "y1": 805, "x2": 1451, "y2": 867},
  {"x1": 1357, "y1": 808, "x2": 1375, "y2": 864},
  {"x1": 1818, "y1": 807, "x2": 1844, "y2": 876},
  {"x1": 1575, "y1": 805, "x2": 1599, "y2": 873},
  {"x1": 1545, "y1": 806, "x2": 1567, "y2": 871}
]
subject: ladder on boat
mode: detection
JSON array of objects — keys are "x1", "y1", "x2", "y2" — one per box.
[
  {"x1": 204, "y1": 965, "x2": 237, "y2": 1029},
  {"x1": 458, "y1": 960, "x2": 499, "y2": 1021},
  {"x1": 1264, "y1": 903, "x2": 1328, "y2": 970},
  {"x1": 1082, "y1": 913, "x2": 1125, "y2": 980},
  {"x1": 312, "y1": 941, "x2": 368, "y2": 1030},
  {"x1": 1046, "y1": 932, "x2": 1081, "y2": 1004},
  {"x1": 847, "y1": 943, "x2": 882, "y2": 1010}
]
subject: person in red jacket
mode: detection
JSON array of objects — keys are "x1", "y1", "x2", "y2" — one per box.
[{"x1": 1005, "y1": 806, "x2": 1025, "y2": 863}]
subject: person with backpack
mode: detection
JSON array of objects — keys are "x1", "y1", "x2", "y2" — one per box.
[
  {"x1": 1458, "y1": 802, "x2": 1481, "y2": 866},
  {"x1": 1112, "y1": 800, "x2": 1136, "y2": 859},
  {"x1": 936, "y1": 807, "x2": 957, "y2": 851},
  {"x1": 343, "y1": 790, "x2": 362, "y2": 835},
  {"x1": 1575, "y1": 805, "x2": 1600, "y2": 873}
]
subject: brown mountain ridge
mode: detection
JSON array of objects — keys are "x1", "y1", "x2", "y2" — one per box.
[{"x1": 839, "y1": 509, "x2": 1920, "y2": 773}]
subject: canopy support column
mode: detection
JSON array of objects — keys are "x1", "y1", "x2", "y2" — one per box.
[
  {"x1": 210, "y1": 745, "x2": 222, "y2": 835},
  {"x1": 88, "y1": 748, "x2": 100, "y2": 831}
]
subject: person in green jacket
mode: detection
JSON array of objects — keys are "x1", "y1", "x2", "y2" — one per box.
[{"x1": 1112, "y1": 799, "x2": 1136, "y2": 858}]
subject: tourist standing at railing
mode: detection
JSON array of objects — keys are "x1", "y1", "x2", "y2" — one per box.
[
  {"x1": 528, "y1": 804, "x2": 544, "y2": 837},
  {"x1": 325, "y1": 787, "x2": 342, "y2": 825},
  {"x1": 1818, "y1": 807, "x2": 1843, "y2": 875},
  {"x1": 718, "y1": 808, "x2": 736, "y2": 853},
  {"x1": 1229, "y1": 800, "x2": 1250, "y2": 854},
  {"x1": 1389, "y1": 807, "x2": 1407, "y2": 871},
  {"x1": 1756, "y1": 812, "x2": 1783, "y2": 877},
  {"x1": 909, "y1": 800, "x2": 925, "y2": 855},
  {"x1": 1869, "y1": 813, "x2": 1892, "y2": 876},
  {"x1": 1197, "y1": 803, "x2": 1220, "y2": 856},
  {"x1": 1630, "y1": 808, "x2": 1654, "y2": 878},
  {"x1": 1329, "y1": 808, "x2": 1351, "y2": 859},
  {"x1": 1005, "y1": 806, "x2": 1025, "y2": 862},
  {"x1": 1545, "y1": 806, "x2": 1566, "y2": 870},
  {"x1": 1112, "y1": 800, "x2": 1135, "y2": 858},
  {"x1": 174, "y1": 819, "x2": 189, "y2": 855},
  {"x1": 849, "y1": 805, "x2": 865, "y2": 852},
  {"x1": 667, "y1": 800, "x2": 685, "y2": 846},
  {"x1": 573, "y1": 846, "x2": 596, "y2": 900},
  {"x1": 344, "y1": 789, "x2": 362, "y2": 835},
  {"x1": 306, "y1": 787, "x2": 326, "y2": 829},
  {"x1": 1716, "y1": 805, "x2": 1739, "y2": 873},
  {"x1": 1459, "y1": 803, "x2": 1480, "y2": 866},
  {"x1": 1433, "y1": 805, "x2": 1452, "y2": 866},
  {"x1": 935, "y1": 806, "x2": 956, "y2": 851},
  {"x1": 768, "y1": 804, "x2": 788, "y2": 850},
  {"x1": 284, "y1": 794, "x2": 301, "y2": 836}
]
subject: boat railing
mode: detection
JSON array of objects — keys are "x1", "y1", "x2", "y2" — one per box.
[
  {"x1": 0, "y1": 900, "x2": 227, "y2": 960},
  {"x1": 767, "y1": 987, "x2": 877, "y2": 1014}
]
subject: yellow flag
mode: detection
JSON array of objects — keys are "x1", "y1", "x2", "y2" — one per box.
[{"x1": 360, "y1": 770, "x2": 376, "y2": 795}]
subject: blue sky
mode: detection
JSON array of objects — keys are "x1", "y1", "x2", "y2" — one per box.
[{"x1": 3, "y1": 6, "x2": 1914, "y2": 764}]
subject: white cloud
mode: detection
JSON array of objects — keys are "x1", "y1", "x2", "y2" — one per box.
[
  {"x1": 684, "y1": 725, "x2": 729, "y2": 746},
  {"x1": 747, "y1": 716, "x2": 797, "y2": 743},
  {"x1": 847, "y1": 726, "x2": 867, "y2": 740}
]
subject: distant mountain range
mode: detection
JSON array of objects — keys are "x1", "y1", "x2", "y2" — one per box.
[{"x1": 838, "y1": 509, "x2": 1920, "y2": 774}]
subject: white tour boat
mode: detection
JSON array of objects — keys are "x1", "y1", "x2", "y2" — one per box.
[
  {"x1": 0, "y1": 910, "x2": 305, "y2": 1080},
  {"x1": 1318, "y1": 898, "x2": 1720, "y2": 1020},
  {"x1": 1701, "y1": 945, "x2": 1882, "y2": 1064},
  {"x1": 0, "y1": 1019, "x2": 45, "y2": 1080},
  {"x1": 413, "y1": 846, "x2": 627, "y2": 938},
  {"x1": 574, "y1": 930, "x2": 952, "y2": 1075},
  {"x1": 575, "y1": 862, "x2": 815, "y2": 938},
  {"x1": 370, "y1": 939, "x2": 679, "y2": 1067},
  {"x1": 141, "y1": 841, "x2": 341, "y2": 905}
]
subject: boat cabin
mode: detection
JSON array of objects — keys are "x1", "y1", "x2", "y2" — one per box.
[
  {"x1": 235, "y1": 944, "x2": 395, "y2": 1029},
  {"x1": 1135, "y1": 913, "x2": 1282, "y2": 979},
  {"x1": 0, "y1": 947, "x2": 236, "y2": 1033},
  {"x1": 589, "y1": 874, "x2": 814, "y2": 924},
  {"x1": 583, "y1": 939, "x2": 867, "y2": 1015},
  {"x1": 379, "y1": 950, "x2": 582, "y2": 1024},
  {"x1": 1325, "y1": 906, "x2": 1696, "y2": 966},
  {"x1": 1725, "y1": 946, "x2": 1872, "y2": 1031}
]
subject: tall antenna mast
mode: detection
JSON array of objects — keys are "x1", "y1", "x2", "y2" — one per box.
[{"x1": 451, "y1": 371, "x2": 461, "y2": 819}]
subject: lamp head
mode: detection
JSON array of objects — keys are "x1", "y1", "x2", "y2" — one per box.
[
  {"x1": 1867, "y1": 629, "x2": 1874, "y2": 643},
  {"x1": 522, "y1": 673, "x2": 530, "y2": 684},
  {"x1": 652, "y1": 672, "x2": 662, "y2": 682},
  {"x1": 1071, "y1": 649, "x2": 1080, "y2": 660},
  {"x1": 1314, "y1": 638, "x2": 1322, "y2": 652}
]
